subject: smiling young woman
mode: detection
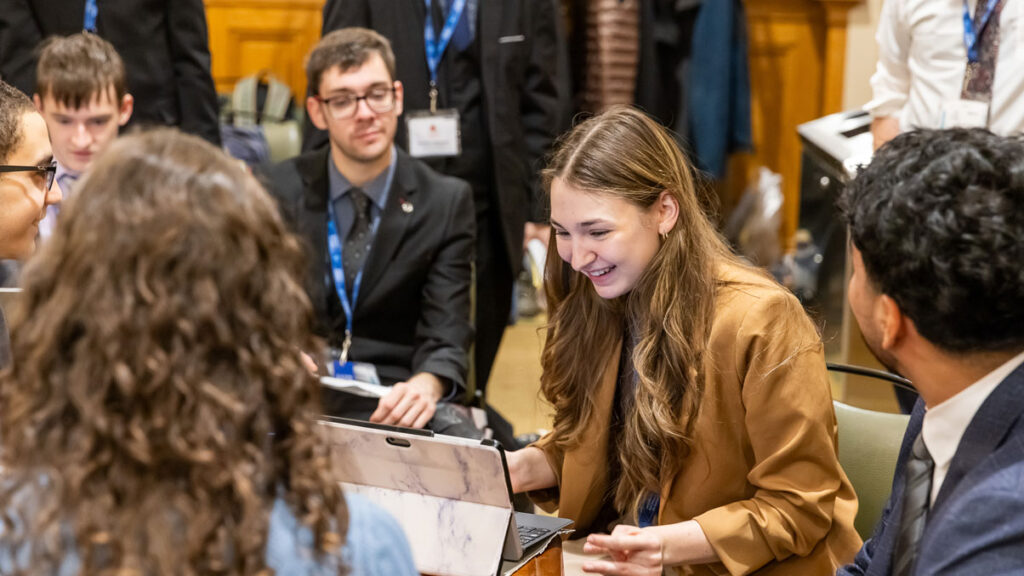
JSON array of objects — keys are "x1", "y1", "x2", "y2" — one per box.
[{"x1": 507, "y1": 107, "x2": 861, "y2": 576}]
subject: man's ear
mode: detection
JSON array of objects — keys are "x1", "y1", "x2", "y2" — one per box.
[
  {"x1": 393, "y1": 80, "x2": 404, "y2": 117},
  {"x1": 33, "y1": 93, "x2": 44, "y2": 111},
  {"x1": 656, "y1": 190, "x2": 680, "y2": 235},
  {"x1": 118, "y1": 94, "x2": 134, "y2": 126},
  {"x1": 878, "y1": 294, "x2": 905, "y2": 351},
  {"x1": 307, "y1": 96, "x2": 329, "y2": 131}
]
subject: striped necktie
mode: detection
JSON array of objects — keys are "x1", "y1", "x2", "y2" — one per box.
[{"x1": 892, "y1": 433, "x2": 934, "y2": 576}]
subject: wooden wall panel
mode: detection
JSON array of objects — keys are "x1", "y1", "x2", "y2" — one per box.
[
  {"x1": 730, "y1": 0, "x2": 860, "y2": 246},
  {"x1": 206, "y1": 0, "x2": 324, "y2": 99}
]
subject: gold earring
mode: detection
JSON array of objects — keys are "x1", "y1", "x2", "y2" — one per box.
[{"x1": 660, "y1": 230, "x2": 669, "y2": 241}]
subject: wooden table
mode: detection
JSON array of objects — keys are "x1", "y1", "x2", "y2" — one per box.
[{"x1": 512, "y1": 539, "x2": 563, "y2": 576}]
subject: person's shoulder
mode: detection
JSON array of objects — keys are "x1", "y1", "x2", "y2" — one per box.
[
  {"x1": 266, "y1": 149, "x2": 324, "y2": 178},
  {"x1": 714, "y1": 262, "x2": 808, "y2": 329},
  {"x1": 344, "y1": 493, "x2": 418, "y2": 576}
]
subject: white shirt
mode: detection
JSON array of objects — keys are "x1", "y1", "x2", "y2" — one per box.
[
  {"x1": 866, "y1": 0, "x2": 1024, "y2": 135},
  {"x1": 921, "y1": 350, "x2": 1024, "y2": 505}
]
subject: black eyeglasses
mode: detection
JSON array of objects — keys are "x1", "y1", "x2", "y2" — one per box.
[
  {"x1": 316, "y1": 86, "x2": 397, "y2": 120},
  {"x1": 0, "y1": 160, "x2": 57, "y2": 191}
]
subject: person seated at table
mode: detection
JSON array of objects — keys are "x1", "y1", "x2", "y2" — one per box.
[
  {"x1": 507, "y1": 107, "x2": 861, "y2": 575},
  {"x1": 0, "y1": 129, "x2": 416, "y2": 575},
  {"x1": 0, "y1": 79, "x2": 62, "y2": 369},
  {"x1": 264, "y1": 28, "x2": 476, "y2": 436}
]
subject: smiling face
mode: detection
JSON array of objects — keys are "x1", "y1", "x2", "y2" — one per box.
[
  {"x1": 0, "y1": 112, "x2": 62, "y2": 259},
  {"x1": 550, "y1": 178, "x2": 673, "y2": 299},
  {"x1": 307, "y1": 54, "x2": 403, "y2": 175},
  {"x1": 35, "y1": 89, "x2": 132, "y2": 175}
]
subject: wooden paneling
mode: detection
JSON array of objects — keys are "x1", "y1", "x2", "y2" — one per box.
[
  {"x1": 205, "y1": 0, "x2": 324, "y2": 99},
  {"x1": 729, "y1": 0, "x2": 860, "y2": 246}
]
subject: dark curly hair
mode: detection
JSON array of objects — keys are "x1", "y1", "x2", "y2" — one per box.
[
  {"x1": 0, "y1": 129, "x2": 347, "y2": 574},
  {"x1": 0, "y1": 80, "x2": 35, "y2": 164},
  {"x1": 839, "y1": 128, "x2": 1024, "y2": 353}
]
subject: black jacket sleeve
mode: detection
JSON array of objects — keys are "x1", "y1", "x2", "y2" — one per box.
[{"x1": 166, "y1": 0, "x2": 222, "y2": 145}]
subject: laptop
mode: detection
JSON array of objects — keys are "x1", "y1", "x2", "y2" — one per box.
[{"x1": 319, "y1": 417, "x2": 573, "y2": 576}]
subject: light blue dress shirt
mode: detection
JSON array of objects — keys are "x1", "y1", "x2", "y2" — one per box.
[{"x1": 0, "y1": 488, "x2": 417, "y2": 575}]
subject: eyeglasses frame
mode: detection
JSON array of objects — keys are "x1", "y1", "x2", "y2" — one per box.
[
  {"x1": 0, "y1": 160, "x2": 58, "y2": 191},
  {"x1": 315, "y1": 85, "x2": 398, "y2": 120}
]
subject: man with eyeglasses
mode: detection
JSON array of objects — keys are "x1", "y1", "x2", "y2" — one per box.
[
  {"x1": 265, "y1": 28, "x2": 477, "y2": 435},
  {"x1": 0, "y1": 80, "x2": 63, "y2": 368}
]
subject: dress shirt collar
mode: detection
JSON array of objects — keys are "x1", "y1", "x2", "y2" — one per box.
[
  {"x1": 922, "y1": 349, "x2": 1024, "y2": 503},
  {"x1": 55, "y1": 161, "x2": 80, "y2": 197},
  {"x1": 38, "y1": 162, "x2": 80, "y2": 241},
  {"x1": 327, "y1": 147, "x2": 396, "y2": 211}
]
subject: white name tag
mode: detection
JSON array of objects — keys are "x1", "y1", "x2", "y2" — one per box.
[
  {"x1": 939, "y1": 99, "x2": 990, "y2": 129},
  {"x1": 406, "y1": 109, "x2": 461, "y2": 158}
]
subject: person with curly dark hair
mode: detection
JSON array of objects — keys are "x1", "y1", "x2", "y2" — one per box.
[
  {"x1": 0, "y1": 129, "x2": 416, "y2": 575},
  {"x1": 837, "y1": 128, "x2": 1024, "y2": 575}
]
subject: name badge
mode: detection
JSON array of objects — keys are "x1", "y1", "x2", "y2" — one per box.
[
  {"x1": 406, "y1": 109, "x2": 461, "y2": 158},
  {"x1": 939, "y1": 99, "x2": 990, "y2": 129},
  {"x1": 329, "y1": 360, "x2": 382, "y2": 385}
]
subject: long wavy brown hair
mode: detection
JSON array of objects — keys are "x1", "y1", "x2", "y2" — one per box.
[
  {"x1": 541, "y1": 107, "x2": 749, "y2": 517},
  {"x1": 0, "y1": 130, "x2": 346, "y2": 574}
]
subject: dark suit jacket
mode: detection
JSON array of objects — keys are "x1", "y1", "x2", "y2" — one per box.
[
  {"x1": 0, "y1": 0, "x2": 221, "y2": 145},
  {"x1": 313, "y1": 0, "x2": 564, "y2": 267},
  {"x1": 838, "y1": 361, "x2": 1024, "y2": 575},
  {"x1": 264, "y1": 147, "x2": 475, "y2": 393}
]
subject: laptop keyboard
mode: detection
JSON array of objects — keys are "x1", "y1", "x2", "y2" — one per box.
[{"x1": 517, "y1": 524, "x2": 550, "y2": 549}]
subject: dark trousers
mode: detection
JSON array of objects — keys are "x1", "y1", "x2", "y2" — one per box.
[{"x1": 473, "y1": 209, "x2": 513, "y2": 394}]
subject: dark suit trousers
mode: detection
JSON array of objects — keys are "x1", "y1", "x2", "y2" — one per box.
[{"x1": 474, "y1": 207, "x2": 513, "y2": 394}]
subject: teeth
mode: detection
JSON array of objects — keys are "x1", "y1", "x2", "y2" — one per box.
[{"x1": 589, "y1": 267, "x2": 611, "y2": 277}]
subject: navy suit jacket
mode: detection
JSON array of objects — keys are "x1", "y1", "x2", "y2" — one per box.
[
  {"x1": 838, "y1": 361, "x2": 1024, "y2": 575},
  {"x1": 263, "y1": 147, "x2": 475, "y2": 395}
]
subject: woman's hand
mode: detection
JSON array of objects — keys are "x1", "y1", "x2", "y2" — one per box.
[
  {"x1": 580, "y1": 520, "x2": 719, "y2": 574},
  {"x1": 581, "y1": 524, "x2": 664, "y2": 575}
]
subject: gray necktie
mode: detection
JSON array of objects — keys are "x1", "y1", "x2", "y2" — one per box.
[
  {"x1": 892, "y1": 433, "x2": 934, "y2": 576},
  {"x1": 343, "y1": 188, "x2": 372, "y2": 297}
]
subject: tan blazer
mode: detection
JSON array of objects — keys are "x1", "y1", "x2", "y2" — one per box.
[{"x1": 530, "y1": 265, "x2": 861, "y2": 575}]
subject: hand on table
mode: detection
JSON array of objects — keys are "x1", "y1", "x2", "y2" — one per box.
[
  {"x1": 370, "y1": 372, "x2": 443, "y2": 429},
  {"x1": 581, "y1": 524, "x2": 664, "y2": 576}
]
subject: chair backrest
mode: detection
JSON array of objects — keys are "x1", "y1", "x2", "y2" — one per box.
[{"x1": 833, "y1": 400, "x2": 910, "y2": 540}]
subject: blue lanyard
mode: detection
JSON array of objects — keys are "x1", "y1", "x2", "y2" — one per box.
[
  {"x1": 83, "y1": 0, "x2": 98, "y2": 33},
  {"x1": 326, "y1": 200, "x2": 366, "y2": 355},
  {"x1": 423, "y1": 0, "x2": 467, "y2": 85},
  {"x1": 963, "y1": 0, "x2": 1000, "y2": 63},
  {"x1": 637, "y1": 493, "x2": 660, "y2": 528}
]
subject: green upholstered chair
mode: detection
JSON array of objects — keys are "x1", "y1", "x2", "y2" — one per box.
[{"x1": 833, "y1": 400, "x2": 910, "y2": 540}]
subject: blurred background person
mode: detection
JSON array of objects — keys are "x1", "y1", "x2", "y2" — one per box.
[
  {"x1": 866, "y1": 0, "x2": 1024, "y2": 149},
  {"x1": 0, "y1": 0, "x2": 221, "y2": 145},
  {"x1": 32, "y1": 33, "x2": 133, "y2": 238},
  {"x1": 0, "y1": 129, "x2": 414, "y2": 575}
]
